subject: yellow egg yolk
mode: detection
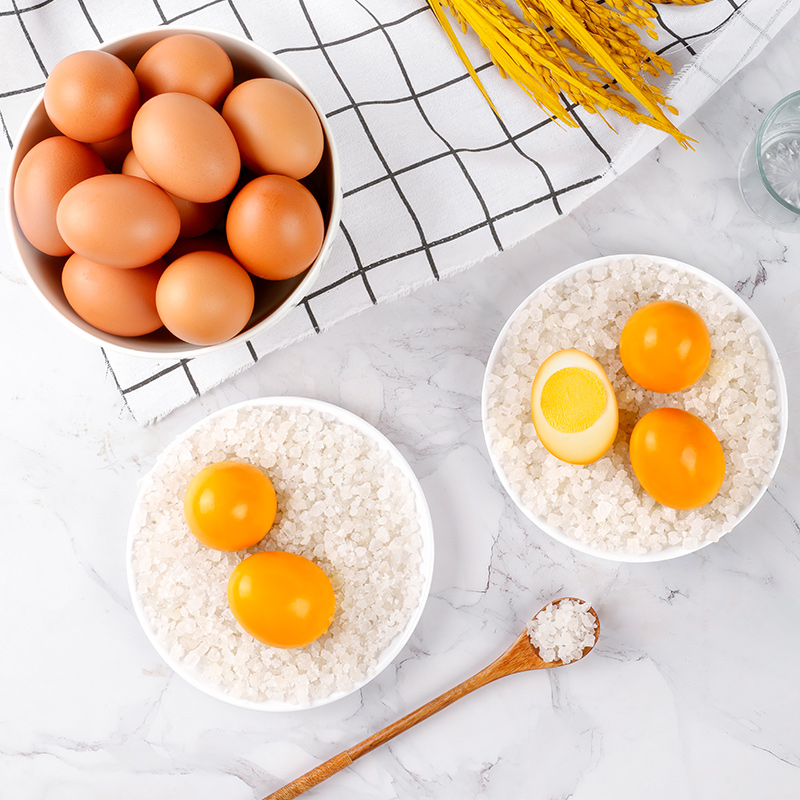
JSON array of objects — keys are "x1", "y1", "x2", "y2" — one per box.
[
  {"x1": 184, "y1": 460, "x2": 276, "y2": 551},
  {"x1": 227, "y1": 551, "x2": 336, "y2": 649},
  {"x1": 620, "y1": 300, "x2": 711, "y2": 393},
  {"x1": 629, "y1": 407, "x2": 725, "y2": 510},
  {"x1": 540, "y1": 367, "x2": 606, "y2": 433}
]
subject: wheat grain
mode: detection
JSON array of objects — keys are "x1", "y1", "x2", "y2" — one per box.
[
  {"x1": 427, "y1": 0, "x2": 700, "y2": 147},
  {"x1": 651, "y1": 0, "x2": 712, "y2": 5}
]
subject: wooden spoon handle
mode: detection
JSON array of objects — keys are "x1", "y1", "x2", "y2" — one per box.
[
  {"x1": 265, "y1": 752, "x2": 354, "y2": 800},
  {"x1": 263, "y1": 664, "x2": 503, "y2": 800}
]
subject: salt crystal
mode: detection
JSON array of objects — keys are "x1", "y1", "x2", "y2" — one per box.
[
  {"x1": 484, "y1": 257, "x2": 781, "y2": 556},
  {"x1": 130, "y1": 403, "x2": 427, "y2": 705},
  {"x1": 527, "y1": 599, "x2": 597, "y2": 664}
]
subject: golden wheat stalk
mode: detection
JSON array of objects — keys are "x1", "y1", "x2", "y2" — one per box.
[{"x1": 427, "y1": 0, "x2": 708, "y2": 147}]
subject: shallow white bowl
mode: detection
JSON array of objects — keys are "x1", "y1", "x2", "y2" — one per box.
[
  {"x1": 481, "y1": 254, "x2": 788, "y2": 563},
  {"x1": 5, "y1": 26, "x2": 342, "y2": 359},
  {"x1": 127, "y1": 397, "x2": 434, "y2": 711}
]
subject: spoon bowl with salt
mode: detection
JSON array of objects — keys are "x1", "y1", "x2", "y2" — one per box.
[{"x1": 265, "y1": 597, "x2": 599, "y2": 800}]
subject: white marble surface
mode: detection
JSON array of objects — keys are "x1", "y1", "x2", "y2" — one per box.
[{"x1": 3, "y1": 13, "x2": 800, "y2": 800}]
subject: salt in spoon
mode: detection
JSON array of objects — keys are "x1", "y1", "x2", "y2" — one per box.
[{"x1": 264, "y1": 596, "x2": 599, "y2": 800}]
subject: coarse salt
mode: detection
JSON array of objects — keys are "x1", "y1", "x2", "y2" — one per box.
[
  {"x1": 485, "y1": 258, "x2": 782, "y2": 554},
  {"x1": 527, "y1": 599, "x2": 597, "y2": 664},
  {"x1": 130, "y1": 403, "x2": 426, "y2": 705}
]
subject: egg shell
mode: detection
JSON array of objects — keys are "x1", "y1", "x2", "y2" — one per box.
[
  {"x1": 89, "y1": 127, "x2": 133, "y2": 172},
  {"x1": 56, "y1": 173, "x2": 181, "y2": 269},
  {"x1": 122, "y1": 150, "x2": 225, "y2": 239},
  {"x1": 155, "y1": 250, "x2": 255, "y2": 345},
  {"x1": 13, "y1": 136, "x2": 106, "y2": 256},
  {"x1": 135, "y1": 33, "x2": 234, "y2": 107},
  {"x1": 221, "y1": 78, "x2": 324, "y2": 179},
  {"x1": 44, "y1": 50, "x2": 139, "y2": 143},
  {"x1": 226, "y1": 174, "x2": 324, "y2": 281},
  {"x1": 62, "y1": 253, "x2": 164, "y2": 337},
  {"x1": 164, "y1": 231, "x2": 234, "y2": 263},
  {"x1": 531, "y1": 349, "x2": 619, "y2": 465},
  {"x1": 131, "y1": 92, "x2": 240, "y2": 203}
]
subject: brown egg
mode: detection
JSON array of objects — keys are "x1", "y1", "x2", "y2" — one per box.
[
  {"x1": 226, "y1": 175, "x2": 324, "y2": 281},
  {"x1": 13, "y1": 136, "x2": 106, "y2": 256},
  {"x1": 89, "y1": 127, "x2": 133, "y2": 172},
  {"x1": 57, "y1": 173, "x2": 180, "y2": 268},
  {"x1": 155, "y1": 251, "x2": 254, "y2": 345},
  {"x1": 222, "y1": 78, "x2": 323, "y2": 179},
  {"x1": 134, "y1": 33, "x2": 234, "y2": 107},
  {"x1": 122, "y1": 150, "x2": 225, "y2": 239},
  {"x1": 62, "y1": 253, "x2": 164, "y2": 337},
  {"x1": 165, "y1": 231, "x2": 234, "y2": 262},
  {"x1": 131, "y1": 92, "x2": 240, "y2": 203},
  {"x1": 44, "y1": 51, "x2": 139, "y2": 143}
]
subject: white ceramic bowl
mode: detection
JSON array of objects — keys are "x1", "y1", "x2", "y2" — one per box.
[
  {"x1": 482, "y1": 254, "x2": 788, "y2": 563},
  {"x1": 5, "y1": 27, "x2": 342, "y2": 359},
  {"x1": 127, "y1": 397, "x2": 434, "y2": 711}
]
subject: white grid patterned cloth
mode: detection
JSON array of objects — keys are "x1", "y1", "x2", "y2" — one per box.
[{"x1": 1, "y1": 0, "x2": 797, "y2": 423}]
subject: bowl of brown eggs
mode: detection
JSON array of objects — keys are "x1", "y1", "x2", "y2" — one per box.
[{"x1": 5, "y1": 26, "x2": 342, "y2": 358}]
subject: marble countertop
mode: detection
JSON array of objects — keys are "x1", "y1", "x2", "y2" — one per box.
[{"x1": 3, "y1": 12, "x2": 800, "y2": 800}]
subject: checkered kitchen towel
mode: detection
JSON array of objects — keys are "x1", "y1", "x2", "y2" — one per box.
[{"x1": 1, "y1": 0, "x2": 797, "y2": 423}]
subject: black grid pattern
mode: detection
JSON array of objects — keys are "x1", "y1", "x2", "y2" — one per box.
[{"x1": 1, "y1": 0, "x2": 793, "y2": 423}]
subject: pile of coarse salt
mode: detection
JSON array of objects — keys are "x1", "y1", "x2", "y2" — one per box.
[
  {"x1": 130, "y1": 403, "x2": 426, "y2": 706},
  {"x1": 484, "y1": 257, "x2": 782, "y2": 555},
  {"x1": 527, "y1": 599, "x2": 597, "y2": 664}
]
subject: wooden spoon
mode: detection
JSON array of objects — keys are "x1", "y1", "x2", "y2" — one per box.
[{"x1": 264, "y1": 597, "x2": 599, "y2": 800}]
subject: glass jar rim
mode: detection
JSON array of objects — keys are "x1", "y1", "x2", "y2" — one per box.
[{"x1": 756, "y1": 89, "x2": 800, "y2": 214}]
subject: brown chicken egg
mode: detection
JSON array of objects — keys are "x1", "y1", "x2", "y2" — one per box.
[
  {"x1": 155, "y1": 251, "x2": 255, "y2": 345},
  {"x1": 122, "y1": 150, "x2": 225, "y2": 239},
  {"x1": 44, "y1": 50, "x2": 139, "y2": 143},
  {"x1": 226, "y1": 175, "x2": 324, "y2": 281},
  {"x1": 13, "y1": 136, "x2": 106, "y2": 256},
  {"x1": 62, "y1": 254, "x2": 164, "y2": 337},
  {"x1": 131, "y1": 92, "x2": 240, "y2": 203},
  {"x1": 89, "y1": 127, "x2": 133, "y2": 172},
  {"x1": 222, "y1": 78, "x2": 324, "y2": 179},
  {"x1": 134, "y1": 33, "x2": 234, "y2": 107},
  {"x1": 165, "y1": 231, "x2": 234, "y2": 262},
  {"x1": 56, "y1": 173, "x2": 180, "y2": 268}
]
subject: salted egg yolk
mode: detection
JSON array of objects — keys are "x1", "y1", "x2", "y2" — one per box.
[
  {"x1": 227, "y1": 551, "x2": 336, "y2": 649},
  {"x1": 620, "y1": 300, "x2": 711, "y2": 393},
  {"x1": 629, "y1": 407, "x2": 725, "y2": 510},
  {"x1": 184, "y1": 460, "x2": 276, "y2": 551},
  {"x1": 531, "y1": 349, "x2": 619, "y2": 465}
]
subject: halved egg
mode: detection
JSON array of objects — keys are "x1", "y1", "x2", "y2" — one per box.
[
  {"x1": 629, "y1": 407, "x2": 725, "y2": 510},
  {"x1": 531, "y1": 349, "x2": 619, "y2": 465}
]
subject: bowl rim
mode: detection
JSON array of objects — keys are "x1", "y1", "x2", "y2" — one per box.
[
  {"x1": 481, "y1": 253, "x2": 789, "y2": 564},
  {"x1": 126, "y1": 396, "x2": 435, "y2": 711},
  {"x1": 5, "y1": 25, "x2": 343, "y2": 360}
]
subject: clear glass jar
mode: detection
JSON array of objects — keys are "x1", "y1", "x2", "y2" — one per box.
[{"x1": 738, "y1": 90, "x2": 800, "y2": 232}]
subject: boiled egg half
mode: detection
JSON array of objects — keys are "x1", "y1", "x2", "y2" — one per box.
[{"x1": 531, "y1": 349, "x2": 619, "y2": 465}]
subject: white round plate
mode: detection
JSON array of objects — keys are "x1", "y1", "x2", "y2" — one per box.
[
  {"x1": 481, "y1": 254, "x2": 788, "y2": 563},
  {"x1": 127, "y1": 397, "x2": 434, "y2": 710}
]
